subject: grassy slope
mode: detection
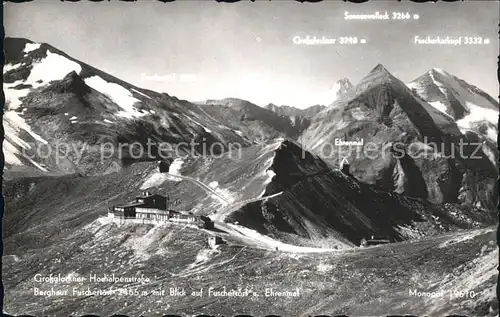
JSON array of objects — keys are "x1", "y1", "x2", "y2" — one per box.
[
  {"x1": 3, "y1": 161, "x2": 498, "y2": 316},
  {"x1": 3, "y1": 218, "x2": 497, "y2": 316}
]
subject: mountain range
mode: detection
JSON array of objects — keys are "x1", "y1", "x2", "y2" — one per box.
[
  {"x1": 2, "y1": 37, "x2": 498, "y2": 316},
  {"x1": 300, "y1": 63, "x2": 498, "y2": 210}
]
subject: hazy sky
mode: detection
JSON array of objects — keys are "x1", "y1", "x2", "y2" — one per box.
[{"x1": 4, "y1": 1, "x2": 499, "y2": 108}]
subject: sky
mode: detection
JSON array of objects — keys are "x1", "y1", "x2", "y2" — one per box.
[{"x1": 4, "y1": 1, "x2": 499, "y2": 109}]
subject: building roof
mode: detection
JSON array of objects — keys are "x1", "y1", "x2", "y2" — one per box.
[
  {"x1": 136, "y1": 193, "x2": 166, "y2": 199},
  {"x1": 114, "y1": 202, "x2": 146, "y2": 208}
]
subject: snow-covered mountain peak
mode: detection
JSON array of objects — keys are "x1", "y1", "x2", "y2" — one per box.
[
  {"x1": 408, "y1": 68, "x2": 498, "y2": 143},
  {"x1": 409, "y1": 68, "x2": 498, "y2": 114},
  {"x1": 430, "y1": 68, "x2": 447, "y2": 76},
  {"x1": 2, "y1": 37, "x2": 257, "y2": 175},
  {"x1": 332, "y1": 78, "x2": 353, "y2": 94},
  {"x1": 321, "y1": 77, "x2": 354, "y2": 106}
]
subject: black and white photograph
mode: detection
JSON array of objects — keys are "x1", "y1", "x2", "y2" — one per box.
[{"x1": 2, "y1": 1, "x2": 499, "y2": 316}]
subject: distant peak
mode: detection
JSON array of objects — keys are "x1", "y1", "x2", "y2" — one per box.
[
  {"x1": 329, "y1": 78, "x2": 353, "y2": 90},
  {"x1": 325, "y1": 78, "x2": 354, "y2": 104},
  {"x1": 335, "y1": 78, "x2": 353, "y2": 87},
  {"x1": 337, "y1": 77, "x2": 352, "y2": 84},
  {"x1": 5, "y1": 37, "x2": 34, "y2": 44},
  {"x1": 359, "y1": 63, "x2": 396, "y2": 84},
  {"x1": 429, "y1": 68, "x2": 449, "y2": 77},
  {"x1": 370, "y1": 63, "x2": 391, "y2": 74}
]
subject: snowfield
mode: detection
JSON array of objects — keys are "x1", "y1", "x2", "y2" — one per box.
[
  {"x1": 3, "y1": 62, "x2": 22, "y2": 73},
  {"x1": 23, "y1": 42, "x2": 41, "y2": 54},
  {"x1": 3, "y1": 104, "x2": 49, "y2": 168},
  {"x1": 140, "y1": 172, "x2": 170, "y2": 190},
  {"x1": 84, "y1": 75, "x2": 146, "y2": 119},
  {"x1": 409, "y1": 68, "x2": 499, "y2": 137},
  {"x1": 169, "y1": 158, "x2": 183, "y2": 175},
  {"x1": 482, "y1": 142, "x2": 497, "y2": 166},
  {"x1": 456, "y1": 102, "x2": 499, "y2": 134},
  {"x1": 3, "y1": 140, "x2": 24, "y2": 166},
  {"x1": 428, "y1": 101, "x2": 448, "y2": 114},
  {"x1": 28, "y1": 50, "x2": 82, "y2": 88},
  {"x1": 167, "y1": 158, "x2": 184, "y2": 181},
  {"x1": 4, "y1": 49, "x2": 84, "y2": 110},
  {"x1": 4, "y1": 111, "x2": 48, "y2": 146},
  {"x1": 4, "y1": 81, "x2": 30, "y2": 110}
]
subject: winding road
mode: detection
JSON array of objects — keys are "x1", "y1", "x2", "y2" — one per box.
[{"x1": 165, "y1": 172, "x2": 231, "y2": 205}]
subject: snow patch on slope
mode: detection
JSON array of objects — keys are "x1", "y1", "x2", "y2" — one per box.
[
  {"x1": 3, "y1": 63, "x2": 22, "y2": 74},
  {"x1": 266, "y1": 169, "x2": 276, "y2": 179},
  {"x1": 3, "y1": 140, "x2": 24, "y2": 165},
  {"x1": 183, "y1": 114, "x2": 212, "y2": 133},
  {"x1": 482, "y1": 145, "x2": 497, "y2": 167},
  {"x1": 4, "y1": 51, "x2": 81, "y2": 110},
  {"x1": 435, "y1": 70, "x2": 497, "y2": 111},
  {"x1": 84, "y1": 75, "x2": 145, "y2": 119},
  {"x1": 456, "y1": 102, "x2": 498, "y2": 134},
  {"x1": 428, "y1": 101, "x2": 448, "y2": 114},
  {"x1": 485, "y1": 126, "x2": 497, "y2": 142},
  {"x1": 167, "y1": 158, "x2": 184, "y2": 181},
  {"x1": 28, "y1": 50, "x2": 82, "y2": 88},
  {"x1": 23, "y1": 43, "x2": 41, "y2": 54},
  {"x1": 140, "y1": 172, "x2": 170, "y2": 190},
  {"x1": 4, "y1": 81, "x2": 30, "y2": 110},
  {"x1": 428, "y1": 69, "x2": 448, "y2": 98},
  {"x1": 169, "y1": 158, "x2": 183, "y2": 175},
  {"x1": 414, "y1": 97, "x2": 456, "y2": 129},
  {"x1": 4, "y1": 111, "x2": 48, "y2": 145},
  {"x1": 3, "y1": 112, "x2": 48, "y2": 168},
  {"x1": 131, "y1": 88, "x2": 152, "y2": 99}
]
